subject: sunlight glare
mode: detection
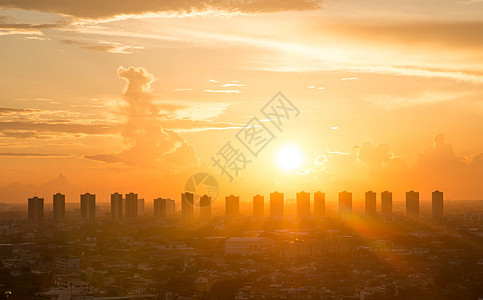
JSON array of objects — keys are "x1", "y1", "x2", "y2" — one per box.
[{"x1": 276, "y1": 145, "x2": 303, "y2": 171}]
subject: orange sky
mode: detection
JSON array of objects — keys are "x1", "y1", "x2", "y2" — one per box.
[{"x1": 0, "y1": 0, "x2": 482, "y2": 204}]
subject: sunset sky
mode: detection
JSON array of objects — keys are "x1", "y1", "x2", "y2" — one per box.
[{"x1": 0, "y1": 0, "x2": 482, "y2": 205}]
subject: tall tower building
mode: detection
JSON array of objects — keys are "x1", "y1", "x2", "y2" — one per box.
[
  {"x1": 80, "y1": 193, "x2": 96, "y2": 220},
  {"x1": 53, "y1": 193, "x2": 65, "y2": 222},
  {"x1": 28, "y1": 196, "x2": 44, "y2": 223},
  {"x1": 432, "y1": 190, "x2": 444, "y2": 219},
  {"x1": 365, "y1": 191, "x2": 377, "y2": 216},
  {"x1": 253, "y1": 195, "x2": 264, "y2": 218},
  {"x1": 166, "y1": 198, "x2": 175, "y2": 215},
  {"x1": 200, "y1": 195, "x2": 212, "y2": 220},
  {"x1": 270, "y1": 192, "x2": 284, "y2": 219},
  {"x1": 137, "y1": 198, "x2": 145, "y2": 216},
  {"x1": 154, "y1": 198, "x2": 166, "y2": 218},
  {"x1": 225, "y1": 195, "x2": 240, "y2": 217},
  {"x1": 406, "y1": 190, "x2": 419, "y2": 218},
  {"x1": 314, "y1": 191, "x2": 325, "y2": 218},
  {"x1": 296, "y1": 191, "x2": 310, "y2": 219},
  {"x1": 181, "y1": 192, "x2": 194, "y2": 221},
  {"x1": 111, "y1": 192, "x2": 122, "y2": 221},
  {"x1": 125, "y1": 193, "x2": 138, "y2": 220},
  {"x1": 338, "y1": 191, "x2": 352, "y2": 216},
  {"x1": 381, "y1": 191, "x2": 393, "y2": 215}
]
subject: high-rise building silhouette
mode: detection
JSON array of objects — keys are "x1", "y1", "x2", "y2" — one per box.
[
  {"x1": 296, "y1": 191, "x2": 310, "y2": 219},
  {"x1": 181, "y1": 192, "x2": 194, "y2": 221},
  {"x1": 338, "y1": 191, "x2": 352, "y2": 216},
  {"x1": 314, "y1": 191, "x2": 325, "y2": 217},
  {"x1": 53, "y1": 193, "x2": 65, "y2": 222},
  {"x1": 381, "y1": 191, "x2": 392, "y2": 215},
  {"x1": 28, "y1": 196, "x2": 44, "y2": 223},
  {"x1": 365, "y1": 191, "x2": 376, "y2": 216},
  {"x1": 138, "y1": 198, "x2": 145, "y2": 216},
  {"x1": 253, "y1": 195, "x2": 264, "y2": 218},
  {"x1": 111, "y1": 192, "x2": 122, "y2": 221},
  {"x1": 270, "y1": 192, "x2": 284, "y2": 219},
  {"x1": 226, "y1": 195, "x2": 240, "y2": 217},
  {"x1": 166, "y1": 198, "x2": 175, "y2": 215},
  {"x1": 406, "y1": 190, "x2": 419, "y2": 218},
  {"x1": 432, "y1": 190, "x2": 444, "y2": 219},
  {"x1": 125, "y1": 193, "x2": 138, "y2": 220},
  {"x1": 154, "y1": 198, "x2": 166, "y2": 218},
  {"x1": 200, "y1": 195, "x2": 212, "y2": 220},
  {"x1": 80, "y1": 193, "x2": 95, "y2": 220}
]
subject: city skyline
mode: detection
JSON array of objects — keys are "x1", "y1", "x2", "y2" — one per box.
[{"x1": 24, "y1": 189, "x2": 449, "y2": 222}]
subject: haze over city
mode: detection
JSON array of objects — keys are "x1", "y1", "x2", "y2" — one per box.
[{"x1": 0, "y1": 0, "x2": 482, "y2": 299}]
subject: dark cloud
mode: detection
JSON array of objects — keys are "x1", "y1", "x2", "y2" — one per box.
[
  {"x1": 0, "y1": 121, "x2": 117, "y2": 135},
  {"x1": 0, "y1": 0, "x2": 324, "y2": 20},
  {"x1": 0, "y1": 152, "x2": 69, "y2": 157},
  {"x1": 0, "y1": 107, "x2": 40, "y2": 115},
  {"x1": 84, "y1": 153, "x2": 121, "y2": 163},
  {"x1": 60, "y1": 39, "x2": 87, "y2": 46},
  {"x1": 0, "y1": 16, "x2": 64, "y2": 34},
  {"x1": 0, "y1": 131, "x2": 40, "y2": 138},
  {"x1": 0, "y1": 21, "x2": 61, "y2": 30}
]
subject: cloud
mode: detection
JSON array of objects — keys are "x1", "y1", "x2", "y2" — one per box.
[
  {"x1": 203, "y1": 89, "x2": 240, "y2": 93},
  {"x1": 0, "y1": 107, "x2": 40, "y2": 115},
  {"x1": 0, "y1": 152, "x2": 69, "y2": 157},
  {"x1": 0, "y1": 106, "x2": 119, "y2": 139},
  {"x1": 318, "y1": 134, "x2": 482, "y2": 199},
  {"x1": 172, "y1": 88, "x2": 192, "y2": 92},
  {"x1": 85, "y1": 66, "x2": 199, "y2": 169},
  {"x1": 0, "y1": 173, "x2": 84, "y2": 204},
  {"x1": 459, "y1": 0, "x2": 483, "y2": 4},
  {"x1": 61, "y1": 39, "x2": 144, "y2": 54},
  {"x1": 413, "y1": 134, "x2": 483, "y2": 192},
  {"x1": 0, "y1": 121, "x2": 116, "y2": 135},
  {"x1": 0, "y1": 0, "x2": 324, "y2": 20},
  {"x1": 0, "y1": 16, "x2": 63, "y2": 36},
  {"x1": 0, "y1": 131, "x2": 41, "y2": 139},
  {"x1": 332, "y1": 21, "x2": 483, "y2": 50},
  {"x1": 220, "y1": 83, "x2": 244, "y2": 87},
  {"x1": 297, "y1": 152, "x2": 329, "y2": 175}
]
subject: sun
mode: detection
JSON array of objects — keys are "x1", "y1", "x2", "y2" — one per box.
[{"x1": 276, "y1": 145, "x2": 303, "y2": 171}]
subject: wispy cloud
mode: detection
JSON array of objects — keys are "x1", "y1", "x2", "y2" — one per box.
[
  {"x1": 0, "y1": 0, "x2": 325, "y2": 20},
  {"x1": 297, "y1": 153, "x2": 329, "y2": 175},
  {"x1": 0, "y1": 16, "x2": 63, "y2": 36},
  {"x1": 172, "y1": 88, "x2": 193, "y2": 92},
  {"x1": 203, "y1": 89, "x2": 240, "y2": 93},
  {"x1": 61, "y1": 39, "x2": 144, "y2": 54},
  {"x1": 221, "y1": 83, "x2": 244, "y2": 87},
  {"x1": 0, "y1": 152, "x2": 70, "y2": 157}
]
